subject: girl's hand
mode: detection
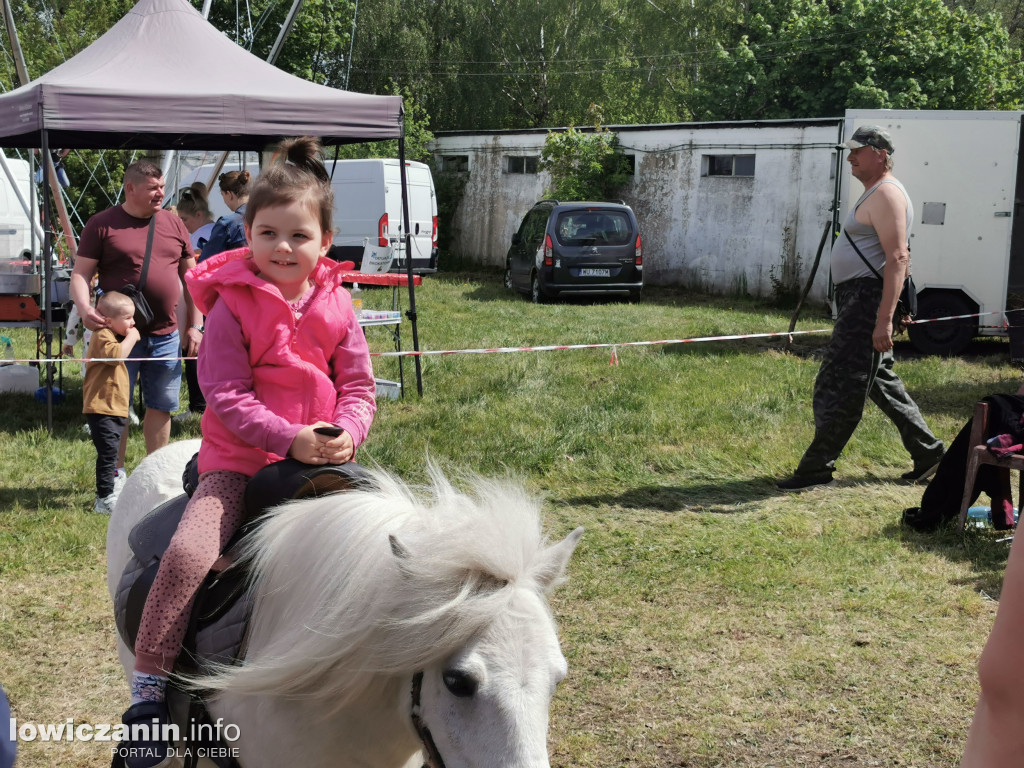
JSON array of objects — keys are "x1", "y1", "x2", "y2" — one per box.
[
  {"x1": 288, "y1": 425, "x2": 328, "y2": 464},
  {"x1": 288, "y1": 423, "x2": 355, "y2": 465},
  {"x1": 311, "y1": 421, "x2": 354, "y2": 465}
]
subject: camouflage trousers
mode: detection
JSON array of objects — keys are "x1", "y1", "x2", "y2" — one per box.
[{"x1": 795, "y1": 277, "x2": 944, "y2": 477}]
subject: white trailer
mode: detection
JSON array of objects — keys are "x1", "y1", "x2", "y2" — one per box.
[
  {"x1": 0, "y1": 156, "x2": 34, "y2": 262},
  {"x1": 839, "y1": 109, "x2": 1023, "y2": 355}
]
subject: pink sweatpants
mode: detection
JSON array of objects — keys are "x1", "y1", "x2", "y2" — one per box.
[{"x1": 134, "y1": 470, "x2": 248, "y2": 676}]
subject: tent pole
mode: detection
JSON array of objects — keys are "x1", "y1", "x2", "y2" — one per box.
[
  {"x1": 397, "y1": 128, "x2": 423, "y2": 396},
  {"x1": 41, "y1": 129, "x2": 54, "y2": 432},
  {"x1": 2, "y1": 0, "x2": 29, "y2": 85},
  {"x1": 345, "y1": 0, "x2": 359, "y2": 90},
  {"x1": 267, "y1": 0, "x2": 305, "y2": 66}
]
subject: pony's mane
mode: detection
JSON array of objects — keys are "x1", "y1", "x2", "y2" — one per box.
[{"x1": 199, "y1": 465, "x2": 555, "y2": 705}]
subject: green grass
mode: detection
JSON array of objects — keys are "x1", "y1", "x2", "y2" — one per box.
[{"x1": 1, "y1": 270, "x2": 1018, "y2": 766}]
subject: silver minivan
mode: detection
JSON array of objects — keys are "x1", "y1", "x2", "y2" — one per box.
[{"x1": 504, "y1": 201, "x2": 643, "y2": 303}]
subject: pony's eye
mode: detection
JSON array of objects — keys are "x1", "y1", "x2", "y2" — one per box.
[{"x1": 442, "y1": 670, "x2": 478, "y2": 698}]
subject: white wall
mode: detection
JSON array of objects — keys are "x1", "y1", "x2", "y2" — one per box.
[{"x1": 431, "y1": 119, "x2": 840, "y2": 301}]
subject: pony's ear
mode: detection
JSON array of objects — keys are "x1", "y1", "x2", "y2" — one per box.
[
  {"x1": 389, "y1": 534, "x2": 416, "y2": 579},
  {"x1": 533, "y1": 527, "x2": 584, "y2": 593},
  {"x1": 389, "y1": 534, "x2": 409, "y2": 560}
]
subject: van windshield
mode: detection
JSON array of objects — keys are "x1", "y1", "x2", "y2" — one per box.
[{"x1": 555, "y1": 211, "x2": 632, "y2": 246}]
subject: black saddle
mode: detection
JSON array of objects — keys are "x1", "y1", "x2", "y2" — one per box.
[{"x1": 117, "y1": 456, "x2": 371, "y2": 658}]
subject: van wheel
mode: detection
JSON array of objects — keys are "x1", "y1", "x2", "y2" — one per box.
[
  {"x1": 531, "y1": 273, "x2": 547, "y2": 304},
  {"x1": 504, "y1": 261, "x2": 514, "y2": 291},
  {"x1": 907, "y1": 291, "x2": 976, "y2": 356}
]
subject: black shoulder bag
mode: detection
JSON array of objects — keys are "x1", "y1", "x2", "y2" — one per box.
[
  {"x1": 120, "y1": 215, "x2": 157, "y2": 333},
  {"x1": 844, "y1": 229, "x2": 917, "y2": 333}
]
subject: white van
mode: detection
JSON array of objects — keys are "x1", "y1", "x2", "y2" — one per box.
[
  {"x1": 0, "y1": 157, "x2": 33, "y2": 261},
  {"x1": 329, "y1": 159, "x2": 438, "y2": 274},
  {"x1": 172, "y1": 156, "x2": 438, "y2": 273}
]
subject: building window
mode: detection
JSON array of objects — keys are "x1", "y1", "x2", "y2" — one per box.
[
  {"x1": 623, "y1": 154, "x2": 636, "y2": 175},
  {"x1": 439, "y1": 154, "x2": 469, "y2": 173},
  {"x1": 703, "y1": 154, "x2": 755, "y2": 177},
  {"x1": 506, "y1": 156, "x2": 539, "y2": 174}
]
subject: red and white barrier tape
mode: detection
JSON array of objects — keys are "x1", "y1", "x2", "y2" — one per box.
[
  {"x1": 6, "y1": 307, "x2": 1017, "y2": 367},
  {"x1": 7, "y1": 327, "x2": 834, "y2": 366}
]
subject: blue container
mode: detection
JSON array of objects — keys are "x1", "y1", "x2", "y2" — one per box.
[
  {"x1": 967, "y1": 506, "x2": 1020, "y2": 527},
  {"x1": 33, "y1": 386, "x2": 65, "y2": 405}
]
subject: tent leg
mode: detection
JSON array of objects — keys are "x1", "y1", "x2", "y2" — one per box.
[
  {"x1": 41, "y1": 129, "x2": 54, "y2": 432},
  {"x1": 397, "y1": 131, "x2": 423, "y2": 396}
]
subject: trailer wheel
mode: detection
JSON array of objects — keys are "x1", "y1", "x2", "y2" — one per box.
[{"x1": 907, "y1": 291, "x2": 977, "y2": 356}]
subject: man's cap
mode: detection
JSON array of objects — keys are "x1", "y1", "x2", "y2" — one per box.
[{"x1": 838, "y1": 125, "x2": 895, "y2": 154}]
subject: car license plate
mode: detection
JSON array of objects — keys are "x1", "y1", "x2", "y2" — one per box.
[{"x1": 579, "y1": 268, "x2": 610, "y2": 277}]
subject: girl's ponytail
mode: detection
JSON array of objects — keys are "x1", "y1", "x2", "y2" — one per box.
[
  {"x1": 245, "y1": 137, "x2": 335, "y2": 232},
  {"x1": 276, "y1": 136, "x2": 330, "y2": 184}
]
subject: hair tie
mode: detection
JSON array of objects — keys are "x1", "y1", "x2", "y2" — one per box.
[{"x1": 285, "y1": 159, "x2": 297, "y2": 167}]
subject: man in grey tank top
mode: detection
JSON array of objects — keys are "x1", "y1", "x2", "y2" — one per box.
[{"x1": 778, "y1": 126, "x2": 945, "y2": 490}]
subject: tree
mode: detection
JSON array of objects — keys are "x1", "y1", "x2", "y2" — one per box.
[
  {"x1": 329, "y1": 83, "x2": 434, "y2": 162},
  {"x1": 1, "y1": 0, "x2": 135, "y2": 91},
  {"x1": 200, "y1": 0, "x2": 354, "y2": 87},
  {"x1": 688, "y1": 0, "x2": 1024, "y2": 120},
  {"x1": 539, "y1": 118, "x2": 632, "y2": 201},
  {"x1": 950, "y1": 0, "x2": 1024, "y2": 47},
  {"x1": 345, "y1": 0, "x2": 731, "y2": 130}
]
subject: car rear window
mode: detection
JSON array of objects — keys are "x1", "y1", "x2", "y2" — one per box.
[{"x1": 555, "y1": 210, "x2": 633, "y2": 246}]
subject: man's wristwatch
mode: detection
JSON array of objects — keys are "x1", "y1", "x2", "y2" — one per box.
[{"x1": 190, "y1": 324, "x2": 204, "y2": 333}]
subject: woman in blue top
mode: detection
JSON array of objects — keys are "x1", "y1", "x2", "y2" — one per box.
[{"x1": 199, "y1": 168, "x2": 251, "y2": 261}]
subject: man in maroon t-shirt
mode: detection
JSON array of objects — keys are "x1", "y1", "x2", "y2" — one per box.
[{"x1": 71, "y1": 160, "x2": 203, "y2": 492}]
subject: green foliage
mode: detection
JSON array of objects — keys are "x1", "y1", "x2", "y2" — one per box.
[
  {"x1": 4, "y1": 0, "x2": 1024, "y2": 150},
  {"x1": 346, "y1": 0, "x2": 728, "y2": 130},
  {"x1": 59, "y1": 149, "x2": 137, "y2": 230},
  {"x1": 198, "y1": 0, "x2": 354, "y2": 87},
  {"x1": 1, "y1": 0, "x2": 135, "y2": 91},
  {"x1": 540, "y1": 120, "x2": 633, "y2": 201},
  {"x1": 327, "y1": 83, "x2": 433, "y2": 163},
  {"x1": 690, "y1": 0, "x2": 1024, "y2": 119}
]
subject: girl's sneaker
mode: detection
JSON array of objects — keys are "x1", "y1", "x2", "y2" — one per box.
[{"x1": 121, "y1": 701, "x2": 172, "y2": 768}]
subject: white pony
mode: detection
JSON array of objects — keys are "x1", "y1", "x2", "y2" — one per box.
[{"x1": 106, "y1": 440, "x2": 583, "y2": 768}]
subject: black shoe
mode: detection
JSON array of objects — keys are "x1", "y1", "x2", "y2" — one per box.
[
  {"x1": 121, "y1": 701, "x2": 172, "y2": 768},
  {"x1": 901, "y1": 456, "x2": 942, "y2": 483},
  {"x1": 901, "y1": 506, "x2": 942, "y2": 533},
  {"x1": 777, "y1": 472, "x2": 835, "y2": 491}
]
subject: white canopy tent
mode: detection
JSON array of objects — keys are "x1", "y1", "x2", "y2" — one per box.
[{"x1": 0, "y1": 0, "x2": 423, "y2": 425}]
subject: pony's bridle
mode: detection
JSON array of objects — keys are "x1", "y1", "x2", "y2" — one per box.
[{"x1": 410, "y1": 671, "x2": 448, "y2": 768}]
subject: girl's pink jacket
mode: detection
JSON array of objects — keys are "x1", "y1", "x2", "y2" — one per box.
[{"x1": 185, "y1": 247, "x2": 376, "y2": 477}]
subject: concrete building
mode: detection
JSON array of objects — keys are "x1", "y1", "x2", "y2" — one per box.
[{"x1": 431, "y1": 118, "x2": 842, "y2": 301}]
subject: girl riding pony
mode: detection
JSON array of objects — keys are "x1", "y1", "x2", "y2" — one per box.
[{"x1": 121, "y1": 136, "x2": 376, "y2": 768}]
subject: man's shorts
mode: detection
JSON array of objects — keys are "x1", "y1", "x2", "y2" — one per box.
[{"x1": 126, "y1": 331, "x2": 181, "y2": 414}]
